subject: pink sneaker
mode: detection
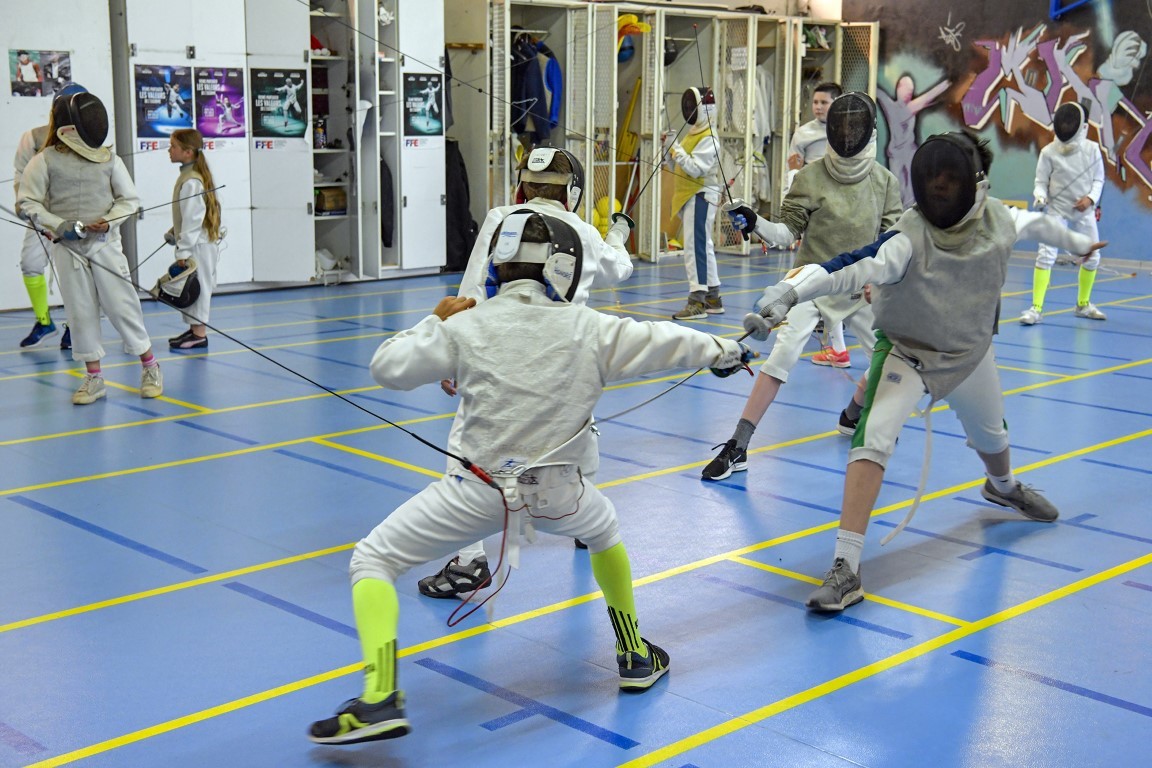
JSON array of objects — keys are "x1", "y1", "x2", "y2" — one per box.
[{"x1": 811, "y1": 346, "x2": 850, "y2": 368}]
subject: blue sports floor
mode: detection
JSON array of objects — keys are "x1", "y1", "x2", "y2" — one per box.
[{"x1": 2, "y1": 250, "x2": 1151, "y2": 767}]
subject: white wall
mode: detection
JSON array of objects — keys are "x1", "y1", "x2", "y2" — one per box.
[{"x1": 0, "y1": 1, "x2": 115, "y2": 313}]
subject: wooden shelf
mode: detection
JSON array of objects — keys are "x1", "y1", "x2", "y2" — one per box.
[
  {"x1": 314, "y1": 213, "x2": 349, "y2": 220},
  {"x1": 313, "y1": 148, "x2": 348, "y2": 154},
  {"x1": 313, "y1": 181, "x2": 348, "y2": 187}
]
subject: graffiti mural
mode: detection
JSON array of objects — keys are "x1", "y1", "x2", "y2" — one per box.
[{"x1": 961, "y1": 24, "x2": 1150, "y2": 191}]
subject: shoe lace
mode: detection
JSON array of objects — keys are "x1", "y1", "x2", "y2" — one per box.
[{"x1": 711, "y1": 441, "x2": 740, "y2": 461}]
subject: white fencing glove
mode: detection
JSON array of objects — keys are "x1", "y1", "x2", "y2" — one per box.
[
  {"x1": 1033, "y1": 195, "x2": 1048, "y2": 210},
  {"x1": 711, "y1": 341, "x2": 755, "y2": 378},
  {"x1": 743, "y1": 283, "x2": 798, "y2": 340},
  {"x1": 606, "y1": 211, "x2": 634, "y2": 245}
]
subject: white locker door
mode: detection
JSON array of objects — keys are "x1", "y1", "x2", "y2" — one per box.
[
  {"x1": 246, "y1": 0, "x2": 315, "y2": 282},
  {"x1": 124, "y1": 0, "x2": 253, "y2": 292},
  {"x1": 397, "y1": 0, "x2": 445, "y2": 271},
  {"x1": 0, "y1": 0, "x2": 115, "y2": 312}
]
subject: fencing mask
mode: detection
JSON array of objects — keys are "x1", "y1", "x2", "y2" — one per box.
[
  {"x1": 681, "y1": 86, "x2": 715, "y2": 130},
  {"x1": 485, "y1": 210, "x2": 583, "y2": 303},
  {"x1": 1053, "y1": 102, "x2": 1085, "y2": 144},
  {"x1": 514, "y1": 146, "x2": 585, "y2": 212},
  {"x1": 151, "y1": 259, "x2": 201, "y2": 309},
  {"x1": 910, "y1": 132, "x2": 989, "y2": 230},
  {"x1": 53, "y1": 92, "x2": 110, "y2": 162},
  {"x1": 825, "y1": 92, "x2": 876, "y2": 158}
]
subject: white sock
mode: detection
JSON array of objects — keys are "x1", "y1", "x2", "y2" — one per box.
[
  {"x1": 834, "y1": 530, "x2": 865, "y2": 574},
  {"x1": 986, "y1": 471, "x2": 1016, "y2": 494},
  {"x1": 828, "y1": 322, "x2": 847, "y2": 353}
]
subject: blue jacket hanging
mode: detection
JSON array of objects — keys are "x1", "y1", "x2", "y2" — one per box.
[{"x1": 510, "y1": 33, "x2": 563, "y2": 144}]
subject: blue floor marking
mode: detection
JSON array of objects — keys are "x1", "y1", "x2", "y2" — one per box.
[
  {"x1": 1059, "y1": 514, "x2": 1152, "y2": 546},
  {"x1": 277, "y1": 347, "x2": 368, "y2": 369},
  {"x1": 1019, "y1": 393, "x2": 1152, "y2": 418},
  {"x1": 607, "y1": 420, "x2": 719, "y2": 447},
  {"x1": 0, "y1": 721, "x2": 46, "y2": 756},
  {"x1": 994, "y1": 355, "x2": 1090, "y2": 371},
  {"x1": 873, "y1": 516, "x2": 1082, "y2": 572},
  {"x1": 173, "y1": 420, "x2": 261, "y2": 445},
  {"x1": 192, "y1": 355, "x2": 303, "y2": 385},
  {"x1": 1080, "y1": 457, "x2": 1152, "y2": 475},
  {"x1": 899, "y1": 424, "x2": 1052, "y2": 455},
  {"x1": 952, "y1": 650, "x2": 1152, "y2": 718},
  {"x1": 347, "y1": 392, "x2": 439, "y2": 415},
  {"x1": 413, "y1": 658, "x2": 641, "y2": 749},
  {"x1": 221, "y1": 582, "x2": 357, "y2": 639},
  {"x1": 8, "y1": 495, "x2": 209, "y2": 575},
  {"x1": 598, "y1": 452, "x2": 659, "y2": 469},
  {"x1": 272, "y1": 448, "x2": 423, "y2": 494},
  {"x1": 696, "y1": 574, "x2": 913, "y2": 639},
  {"x1": 760, "y1": 454, "x2": 848, "y2": 479},
  {"x1": 756, "y1": 492, "x2": 840, "y2": 516},
  {"x1": 1123, "y1": 581, "x2": 1152, "y2": 593},
  {"x1": 1113, "y1": 371, "x2": 1152, "y2": 382},
  {"x1": 992, "y1": 338, "x2": 1132, "y2": 361}
]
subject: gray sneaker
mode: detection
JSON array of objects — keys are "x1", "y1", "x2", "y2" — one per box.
[
  {"x1": 673, "y1": 300, "x2": 708, "y2": 321},
  {"x1": 806, "y1": 557, "x2": 863, "y2": 612},
  {"x1": 140, "y1": 363, "x2": 163, "y2": 399},
  {"x1": 1074, "y1": 303, "x2": 1106, "y2": 320},
  {"x1": 980, "y1": 479, "x2": 1058, "y2": 521},
  {"x1": 72, "y1": 374, "x2": 107, "y2": 405}
]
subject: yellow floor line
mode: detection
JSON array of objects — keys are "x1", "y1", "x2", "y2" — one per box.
[
  {"x1": 728, "y1": 556, "x2": 970, "y2": 627},
  {"x1": 617, "y1": 551, "x2": 1152, "y2": 768},
  {"x1": 313, "y1": 438, "x2": 444, "y2": 479}
]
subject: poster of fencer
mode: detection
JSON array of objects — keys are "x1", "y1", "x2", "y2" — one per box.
[
  {"x1": 195, "y1": 67, "x2": 246, "y2": 139},
  {"x1": 134, "y1": 64, "x2": 194, "y2": 137},
  {"x1": 251, "y1": 68, "x2": 308, "y2": 139},
  {"x1": 403, "y1": 73, "x2": 443, "y2": 136},
  {"x1": 9, "y1": 49, "x2": 72, "y2": 98}
]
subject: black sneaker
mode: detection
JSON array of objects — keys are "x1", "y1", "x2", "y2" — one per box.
[
  {"x1": 837, "y1": 409, "x2": 859, "y2": 437},
  {"x1": 417, "y1": 555, "x2": 491, "y2": 598},
  {"x1": 618, "y1": 638, "x2": 670, "y2": 691},
  {"x1": 59, "y1": 324, "x2": 71, "y2": 350},
  {"x1": 308, "y1": 692, "x2": 410, "y2": 744},
  {"x1": 573, "y1": 538, "x2": 588, "y2": 550},
  {"x1": 19, "y1": 321, "x2": 57, "y2": 348},
  {"x1": 171, "y1": 334, "x2": 208, "y2": 350},
  {"x1": 701, "y1": 439, "x2": 747, "y2": 481},
  {"x1": 168, "y1": 329, "x2": 197, "y2": 346}
]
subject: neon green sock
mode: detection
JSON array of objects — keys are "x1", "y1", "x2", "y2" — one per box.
[
  {"x1": 23, "y1": 274, "x2": 51, "y2": 325},
  {"x1": 590, "y1": 542, "x2": 646, "y2": 657},
  {"x1": 351, "y1": 578, "x2": 399, "y2": 704},
  {"x1": 1077, "y1": 265, "x2": 1097, "y2": 307},
  {"x1": 1031, "y1": 267, "x2": 1051, "y2": 312}
]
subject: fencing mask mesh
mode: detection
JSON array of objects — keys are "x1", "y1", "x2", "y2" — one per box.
[
  {"x1": 681, "y1": 86, "x2": 715, "y2": 127},
  {"x1": 1053, "y1": 102, "x2": 1085, "y2": 143},
  {"x1": 826, "y1": 92, "x2": 876, "y2": 158},
  {"x1": 910, "y1": 133, "x2": 986, "y2": 230}
]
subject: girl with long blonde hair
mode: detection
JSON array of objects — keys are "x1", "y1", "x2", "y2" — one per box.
[{"x1": 166, "y1": 128, "x2": 223, "y2": 349}]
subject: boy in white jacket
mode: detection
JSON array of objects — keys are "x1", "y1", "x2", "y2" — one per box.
[
  {"x1": 416, "y1": 146, "x2": 634, "y2": 599},
  {"x1": 307, "y1": 210, "x2": 749, "y2": 745},
  {"x1": 1021, "y1": 102, "x2": 1107, "y2": 325}
]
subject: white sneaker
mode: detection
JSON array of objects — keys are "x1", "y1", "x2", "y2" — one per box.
[
  {"x1": 140, "y1": 363, "x2": 163, "y2": 398},
  {"x1": 1074, "y1": 303, "x2": 1106, "y2": 320},
  {"x1": 72, "y1": 374, "x2": 107, "y2": 405},
  {"x1": 1019, "y1": 307, "x2": 1042, "y2": 325}
]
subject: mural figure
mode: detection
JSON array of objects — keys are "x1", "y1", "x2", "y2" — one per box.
[{"x1": 878, "y1": 75, "x2": 951, "y2": 207}]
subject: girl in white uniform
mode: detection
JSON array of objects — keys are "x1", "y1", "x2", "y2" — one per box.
[
  {"x1": 165, "y1": 129, "x2": 222, "y2": 350},
  {"x1": 18, "y1": 92, "x2": 162, "y2": 405}
]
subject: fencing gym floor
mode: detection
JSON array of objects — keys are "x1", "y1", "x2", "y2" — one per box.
[{"x1": 1, "y1": 248, "x2": 1151, "y2": 768}]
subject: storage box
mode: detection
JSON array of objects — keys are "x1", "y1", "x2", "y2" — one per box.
[{"x1": 314, "y1": 187, "x2": 347, "y2": 215}]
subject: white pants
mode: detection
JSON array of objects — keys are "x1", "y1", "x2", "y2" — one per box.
[
  {"x1": 52, "y1": 242, "x2": 152, "y2": 363},
  {"x1": 351, "y1": 465, "x2": 622, "y2": 584},
  {"x1": 759, "y1": 300, "x2": 877, "y2": 383},
  {"x1": 181, "y1": 242, "x2": 220, "y2": 325},
  {"x1": 680, "y1": 193, "x2": 718, "y2": 294},
  {"x1": 851, "y1": 342, "x2": 1009, "y2": 469},
  {"x1": 20, "y1": 227, "x2": 50, "y2": 277},
  {"x1": 1036, "y1": 209, "x2": 1100, "y2": 271}
]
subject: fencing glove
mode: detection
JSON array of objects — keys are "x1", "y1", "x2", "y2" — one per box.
[
  {"x1": 743, "y1": 284, "x2": 798, "y2": 340},
  {"x1": 605, "y1": 211, "x2": 634, "y2": 246},
  {"x1": 164, "y1": 228, "x2": 177, "y2": 245},
  {"x1": 722, "y1": 199, "x2": 757, "y2": 235},
  {"x1": 711, "y1": 342, "x2": 755, "y2": 378},
  {"x1": 54, "y1": 220, "x2": 86, "y2": 241}
]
